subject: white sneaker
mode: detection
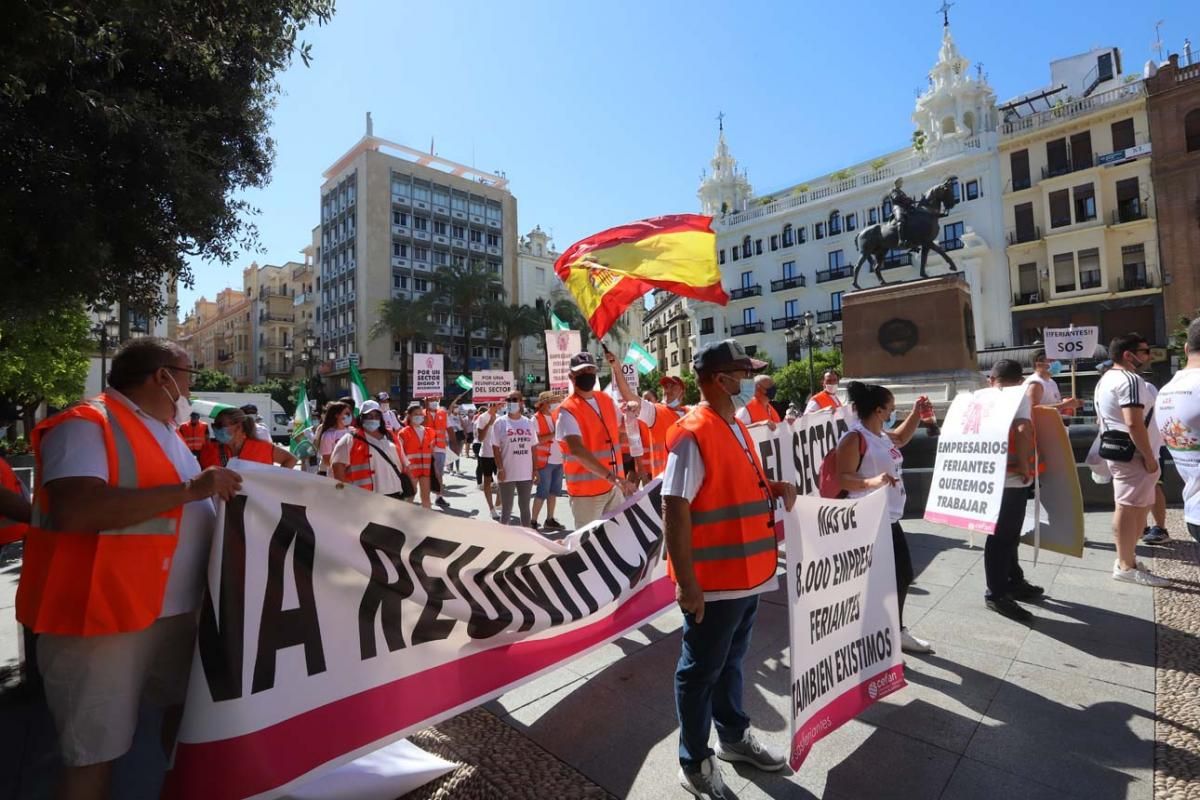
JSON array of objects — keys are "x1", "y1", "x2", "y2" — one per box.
[
  {"x1": 490, "y1": 509, "x2": 501, "y2": 520},
  {"x1": 1112, "y1": 564, "x2": 1170, "y2": 587},
  {"x1": 716, "y1": 730, "x2": 786, "y2": 772},
  {"x1": 901, "y1": 627, "x2": 934, "y2": 654},
  {"x1": 679, "y1": 756, "x2": 728, "y2": 799}
]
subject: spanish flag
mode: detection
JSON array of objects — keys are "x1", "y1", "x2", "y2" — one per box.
[{"x1": 554, "y1": 214, "x2": 727, "y2": 338}]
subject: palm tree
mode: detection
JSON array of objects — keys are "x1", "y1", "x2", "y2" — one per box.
[
  {"x1": 538, "y1": 294, "x2": 630, "y2": 353},
  {"x1": 370, "y1": 294, "x2": 434, "y2": 406},
  {"x1": 487, "y1": 302, "x2": 545, "y2": 371},
  {"x1": 428, "y1": 262, "x2": 504, "y2": 375}
]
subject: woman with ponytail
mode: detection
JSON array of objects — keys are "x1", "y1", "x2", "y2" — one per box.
[{"x1": 836, "y1": 381, "x2": 934, "y2": 654}]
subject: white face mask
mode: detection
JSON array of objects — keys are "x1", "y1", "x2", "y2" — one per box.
[
  {"x1": 824, "y1": 383, "x2": 838, "y2": 393},
  {"x1": 429, "y1": 401, "x2": 440, "y2": 411},
  {"x1": 667, "y1": 397, "x2": 682, "y2": 408},
  {"x1": 549, "y1": 403, "x2": 560, "y2": 414},
  {"x1": 507, "y1": 401, "x2": 522, "y2": 415},
  {"x1": 164, "y1": 372, "x2": 192, "y2": 425},
  {"x1": 411, "y1": 415, "x2": 425, "y2": 427}
]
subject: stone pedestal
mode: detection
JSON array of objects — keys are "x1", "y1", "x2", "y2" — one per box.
[{"x1": 841, "y1": 275, "x2": 984, "y2": 412}]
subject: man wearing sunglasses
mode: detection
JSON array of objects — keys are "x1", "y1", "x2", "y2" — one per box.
[{"x1": 15, "y1": 338, "x2": 242, "y2": 799}]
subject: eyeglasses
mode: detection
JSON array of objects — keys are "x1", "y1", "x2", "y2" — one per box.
[
  {"x1": 1134, "y1": 348, "x2": 1151, "y2": 354},
  {"x1": 168, "y1": 366, "x2": 204, "y2": 376}
]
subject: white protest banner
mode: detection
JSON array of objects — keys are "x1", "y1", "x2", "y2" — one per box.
[
  {"x1": 412, "y1": 354, "x2": 444, "y2": 399},
  {"x1": 786, "y1": 489, "x2": 904, "y2": 768},
  {"x1": 163, "y1": 463, "x2": 673, "y2": 800},
  {"x1": 923, "y1": 386, "x2": 1025, "y2": 533},
  {"x1": 1043, "y1": 326, "x2": 1099, "y2": 361},
  {"x1": 471, "y1": 370, "x2": 515, "y2": 403},
  {"x1": 747, "y1": 408, "x2": 852, "y2": 496},
  {"x1": 621, "y1": 362, "x2": 639, "y2": 394},
  {"x1": 546, "y1": 330, "x2": 581, "y2": 392}
]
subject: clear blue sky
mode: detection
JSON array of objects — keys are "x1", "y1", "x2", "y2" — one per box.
[{"x1": 179, "y1": 0, "x2": 1197, "y2": 312}]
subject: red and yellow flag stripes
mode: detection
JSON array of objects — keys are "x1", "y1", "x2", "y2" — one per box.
[{"x1": 553, "y1": 214, "x2": 728, "y2": 338}]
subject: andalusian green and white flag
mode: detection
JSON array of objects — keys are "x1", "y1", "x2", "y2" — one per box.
[
  {"x1": 290, "y1": 383, "x2": 315, "y2": 457},
  {"x1": 455, "y1": 374, "x2": 473, "y2": 391},
  {"x1": 349, "y1": 360, "x2": 369, "y2": 409},
  {"x1": 188, "y1": 399, "x2": 235, "y2": 421},
  {"x1": 550, "y1": 311, "x2": 570, "y2": 331},
  {"x1": 624, "y1": 342, "x2": 658, "y2": 375}
]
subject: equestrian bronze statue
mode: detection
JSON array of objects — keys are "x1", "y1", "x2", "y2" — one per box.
[{"x1": 852, "y1": 177, "x2": 960, "y2": 290}]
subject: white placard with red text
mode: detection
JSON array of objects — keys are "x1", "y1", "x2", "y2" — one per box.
[
  {"x1": 546, "y1": 331, "x2": 581, "y2": 392},
  {"x1": 471, "y1": 370, "x2": 515, "y2": 403},
  {"x1": 412, "y1": 354, "x2": 443, "y2": 398}
]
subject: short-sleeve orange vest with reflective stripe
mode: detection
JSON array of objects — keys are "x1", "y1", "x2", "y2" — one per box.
[
  {"x1": 178, "y1": 420, "x2": 209, "y2": 451},
  {"x1": 0, "y1": 457, "x2": 29, "y2": 545},
  {"x1": 400, "y1": 425, "x2": 436, "y2": 478},
  {"x1": 534, "y1": 411, "x2": 556, "y2": 470},
  {"x1": 429, "y1": 408, "x2": 448, "y2": 450},
  {"x1": 744, "y1": 396, "x2": 781, "y2": 424},
  {"x1": 646, "y1": 403, "x2": 687, "y2": 477},
  {"x1": 16, "y1": 394, "x2": 184, "y2": 636},
  {"x1": 198, "y1": 436, "x2": 273, "y2": 469},
  {"x1": 666, "y1": 406, "x2": 777, "y2": 592},
  {"x1": 809, "y1": 391, "x2": 841, "y2": 411},
  {"x1": 560, "y1": 392, "x2": 623, "y2": 497}
]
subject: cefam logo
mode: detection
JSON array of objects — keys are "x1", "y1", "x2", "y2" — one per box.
[
  {"x1": 866, "y1": 669, "x2": 901, "y2": 700},
  {"x1": 426, "y1": 357, "x2": 435, "y2": 369},
  {"x1": 557, "y1": 333, "x2": 569, "y2": 352}
]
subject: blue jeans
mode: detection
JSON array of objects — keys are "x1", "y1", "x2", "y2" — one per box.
[{"x1": 675, "y1": 594, "x2": 759, "y2": 768}]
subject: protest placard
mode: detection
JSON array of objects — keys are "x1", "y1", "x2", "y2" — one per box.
[
  {"x1": 747, "y1": 408, "x2": 851, "y2": 495},
  {"x1": 546, "y1": 330, "x2": 581, "y2": 392},
  {"x1": 620, "y1": 362, "x2": 638, "y2": 393},
  {"x1": 164, "y1": 464, "x2": 673, "y2": 800},
  {"x1": 412, "y1": 353, "x2": 443, "y2": 398},
  {"x1": 1043, "y1": 326, "x2": 1099, "y2": 360},
  {"x1": 471, "y1": 370, "x2": 515, "y2": 403},
  {"x1": 786, "y1": 490, "x2": 904, "y2": 768},
  {"x1": 923, "y1": 386, "x2": 1025, "y2": 533}
]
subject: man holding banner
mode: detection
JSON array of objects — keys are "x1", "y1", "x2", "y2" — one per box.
[{"x1": 663, "y1": 340, "x2": 797, "y2": 797}]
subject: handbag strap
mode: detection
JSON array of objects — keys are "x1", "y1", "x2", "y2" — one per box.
[{"x1": 356, "y1": 433, "x2": 406, "y2": 482}]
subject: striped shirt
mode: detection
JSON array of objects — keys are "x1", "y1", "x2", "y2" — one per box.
[{"x1": 1095, "y1": 366, "x2": 1151, "y2": 434}]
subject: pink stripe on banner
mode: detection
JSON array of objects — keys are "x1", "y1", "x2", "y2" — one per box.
[
  {"x1": 164, "y1": 576, "x2": 676, "y2": 800},
  {"x1": 923, "y1": 510, "x2": 996, "y2": 534},
  {"x1": 788, "y1": 663, "x2": 906, "y2": 770}
]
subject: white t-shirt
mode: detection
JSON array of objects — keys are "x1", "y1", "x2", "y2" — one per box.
[
  {"x1": 1005, "y1": 392, "x2": 1034, "y2": 489},
  {"x1": 1024, "y1": 373, "x2": 1062, "y2": 407},
  {"x1": 39, "y1": 389, "x2": 217, "y2": 618},
  {"x1": 490, "y1": 415, "x2": 536, "y2": 483},
  {"x1": 537, "y1": 412, "x2": 563, "y2": 465},
  {"x1": 662, "y1": 422, "x2": 779, "y2": 601},
  {"x1": 475, "y1": 412, "x2": 495, "y2": 458},
  {"x1": 447, "y1": 413, "x2": 462, "y2": 431},
  {"x1": 843, "y1": 423, "x2": 906, "y2": 522},
  {"x1": 330, "y1": 431, "x2": 406, "y2": 495},
  {"x1": 1156, "y1": 368, "x2": 1200, "y2": 524},
  {"x1": 1095, "y1": 367, "x2": 1152, "y2": 435}
]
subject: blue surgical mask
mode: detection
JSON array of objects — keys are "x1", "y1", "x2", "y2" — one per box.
[
  {"x1": 884, "y1": 410, "x2": 897, "y2": 429},
  {"x1": 363, "y1": 420, "x2": 381, "y2": 433},
  {"x1": 341, "y1": 415, "x2": 352, "y2": 427},
  {"x1": 1047, "y1": 361, "x2": 1063, "y2": 376},
  {"x1": 214, "y1": 427, "x2": 234, "y2": 445},
  {"x1": 411, "y1": 415, "x2": 425, "y2": 426},
  {"x1": 724, "y1": 374, "x2": 754, "y2": 406}
]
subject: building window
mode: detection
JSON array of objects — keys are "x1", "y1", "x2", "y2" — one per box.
[
  {"x1": 1122, "y1": 244, "x2": 1148, "y2": 288},
  {"x1": 414, "y1": 246, "x2": 428, "y2": 261},
  {"x1": 770, "y1": 235, "x2": 780, "y2": 251},
  {"x1": 1018, "y1": 263, "x2": 1039, "y2": 297},
  {"x1": 755, "y1": 239, "x2": 763, "y2": 255},
  {"x1": 392, "y1": 211, "x2": 409, "y2": 226},
  {"x1": 965, "y1": 180, "x2": 980, "y2": 201},
  {"x1": 782, "y1": 224, "x2": 794, "y2": 247},
  {"x1": 950, "y1": 179, "x2": 961, "y2": 203},
  {"x1": 413, "y1": 216, "x2": 429, "y2": 231},
  {"x1": 830, "y1": 291, "x2": 843, "y2": 314},
  {"x1": 1070, "y1": 131, "x2": 1093, "y2": 171},
  {"x1": 536, "y1": 267, "x2": 545, "y2": 284},
  {"x1": 469, "y1": 229, "x2": 483, "y2": 243},
  {"x1": 700, "y1": 317, "x2": 714, "y2": 335},
  {"x1": 815, "y1": 222, "x2": 826, "y2": 240},
  {"x1": 784, "y1": 299, "x2": 798, "y2": 318},
  {"x1": 1111, "y1": 118, "x2": 1136, "y2": 151},
  {"x1": 845, "y1": 212, "x2": 857, "y2": 231},
  {"x1": 1010, "y1": 149, "x2": 1031, "y2": 190},
  {"x1": 393, "y1": 274, "x2": 408, "y2": 289},
  {"x1": 452, "y1": 224, "x2": 465, "y2": 238},
  {"x1": 742, "y1": 236, "x2": 752, "y2": 258},
  {"x1": 829, "y1": 212, "x2": 842, "y2": 235},
  {"x1": 881, "y1": 200, "x2": 893, "y2": 220},
  {"x1": 719, "y1": 249, "x2": 726, "y2": 264},
  {"x1": 1073, "y1": 184, "x2": 1096, "y2": 222},
  {"x1": 1053, "y1": 252, "x2": 1075, "y2": 292},
  {"x1": 732, "y1": 247, "x2": 739, "y2": 261},
  {"x1": 1078, "y1": 248, "x2": 1101, "y2": 289},
  {"x1": 1046, "y1": 138, "x2": 1069, "y2": 178},
  {"x1": 1115, "y1": 177, "x2": 1143, "y2": 222},
  {"x1": 486, "y1": 233, "x2": 500, "y2": 247},
  {"x1": 828, "y1": 250, "x2": 846, "y2": 269},
  {"x1": 868, "y1": 207, "x2": 878, "y2": 225},
  {"x1": 1186, "y1": 109, "x2": 1200, "y2": 152},
  {"x1": 740, "y1": 270, "x2": 754, "y2": 289},
  {"x1": 414, "y1": 277, "x2": 428, "y2": 292},
  {"x1": 743, "y1": 307, "x2": 757, "y2": 324},
  {"x1": 782, "y1": 260, "x2": 797, "y2": 279},
  {"x1": 671, "y1": 352, "x2": 679, "y2": 366},
  {"x1": 433, "y1": 221, "x2": 447, "y2": 235},
  {"x1": 798, "y1": 225, "x2": 807, "y2": 244},
  {"x1": 942, "y1": 221, "x2": 964, "y2": 250},
  {"x1": 1048, "y1": 189, "x2": 1071, "y2": 228}
]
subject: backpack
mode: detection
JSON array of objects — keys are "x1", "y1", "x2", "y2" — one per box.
[{"x1": 818, "y1": 431, "x2": 867, "y2": 499}]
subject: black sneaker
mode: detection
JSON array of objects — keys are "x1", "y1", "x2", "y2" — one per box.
[
  {"x1": 1009, "y1": 581, "x2": 1046, "y2": 601},
  {"x1": 542, "y1": 517, "x2": 566, "y2": 531},
  {"x1": 986, "y1": 596, "x2": 1034, "y2": 623},
  {"x1": 435, "y1": 497, "x2": 450, "y2": 508},
  {"x1": 1141, "y1": 526, "x2": 1169, "y2": 545}
]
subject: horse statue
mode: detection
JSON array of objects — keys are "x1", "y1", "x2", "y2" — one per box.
[{"x1": 851, "y1": 177, "x2": 960, "y2": 290}]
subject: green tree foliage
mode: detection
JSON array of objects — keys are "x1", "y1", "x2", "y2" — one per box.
[
  {"x1": 427, "y1": 263, "x2": 504, "y2": 373},
  {"x1": 487, "y1": 302, "x2": 544, "y2": 371},
  {"x1": 370, "y1": 295, "x2": 434, "y2": 405},
  {"x1": 246, "y1": 379, "x2": 297, "y2": 416},
  {"x1": 637, "y1": 368, "x2": 700, "y2": 405},
  {"x1": 0, "y1": 305, "x2": 92, "y2": 430},
  {"x1": 771, "y1": 348, "x2": 844, "y2": 407},
  {"x1": 190, "y1": 368, "x2": 238, "y2": 392},
  {"x1": 0, "y1": 1, "x2": 335, "y2": 319}
]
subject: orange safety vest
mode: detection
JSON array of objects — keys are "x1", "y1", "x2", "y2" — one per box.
[
  {"x1": 400, "y1": 425, "x2": 436, "y2": 478},
  {"x1": 636, "y1": 419, "x2": 653, "y2": 478},
  {"x1": 666, "y1": 406, "x2": 777, "y2": 592},
  {"x1": 0, "y1": 457, "x2": 30, "y2": 544},
  {"x1": 16, "y1": 394, "x2": 184, "y2": 636},
  {"x1": 343, "y1": 432, "x2": 377, "y2": 491},
  {"x1": 198, "y1": 436, "x2": 274, "y2": 469},
  {"x1": 744, "y1": 396, "x2": 781, "y2": 424},
  {"x1": 560, "y1": 392, "x2": 623, "y2": 497},
  {"x1": 178, "y1": 420, "x2": 209, "y2": 451},
  {"x1": 645, "y1": 403, "x2": 688, "y2": 477},
  {"x1": 1007, "y1": 422, "x2": 1045, "y2": 478},
  {"x1": 429, "y1": 408, "x2": 448, "y2": 450},
  {"x1": 534, "y1": 411, "x2": 556, "y2": 470},
  {"x1": 809, "y1": 391, "x2": 841, "y2": 411}
]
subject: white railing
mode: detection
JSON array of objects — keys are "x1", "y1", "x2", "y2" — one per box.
[{"x1": 1000, "y1": 82, "x2": 1145, "y2": 138}]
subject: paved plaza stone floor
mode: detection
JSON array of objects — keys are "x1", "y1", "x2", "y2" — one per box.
[{"x1": 1, "y1": 462, "x2": 1197, "y2": 799}]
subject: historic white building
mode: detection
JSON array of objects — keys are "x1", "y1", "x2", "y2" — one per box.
[{"x1": 693, "y1": 22, "x2": 1010, "y2": 367}]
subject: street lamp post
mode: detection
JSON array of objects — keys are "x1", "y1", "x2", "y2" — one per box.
[
  {"x1": 94, "y1": 308, "x2": 120, "y2": 390},
  {"x1": 791, "y1": 311, "x2": 831, "y2": 398}
]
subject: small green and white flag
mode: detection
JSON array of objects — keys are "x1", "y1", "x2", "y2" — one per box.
[
  {"x1": 624, "y1": 342, "x2": 658, "y2": 375},
  {"x1": 550, "y1": 311, "x2": 570, "y2": 331},
  {"x1": 290, "y1": 383, "x2": 315, "y2": 457},
  {"x1": 187, "y1": 399, "x2": 235, "y2": 421},
  {"x1": 455, "y1": 374, "x2": 473, "y2": 391},
  {"x1": 349, "y1": 360, "x2": 369, "y2": 410}
]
